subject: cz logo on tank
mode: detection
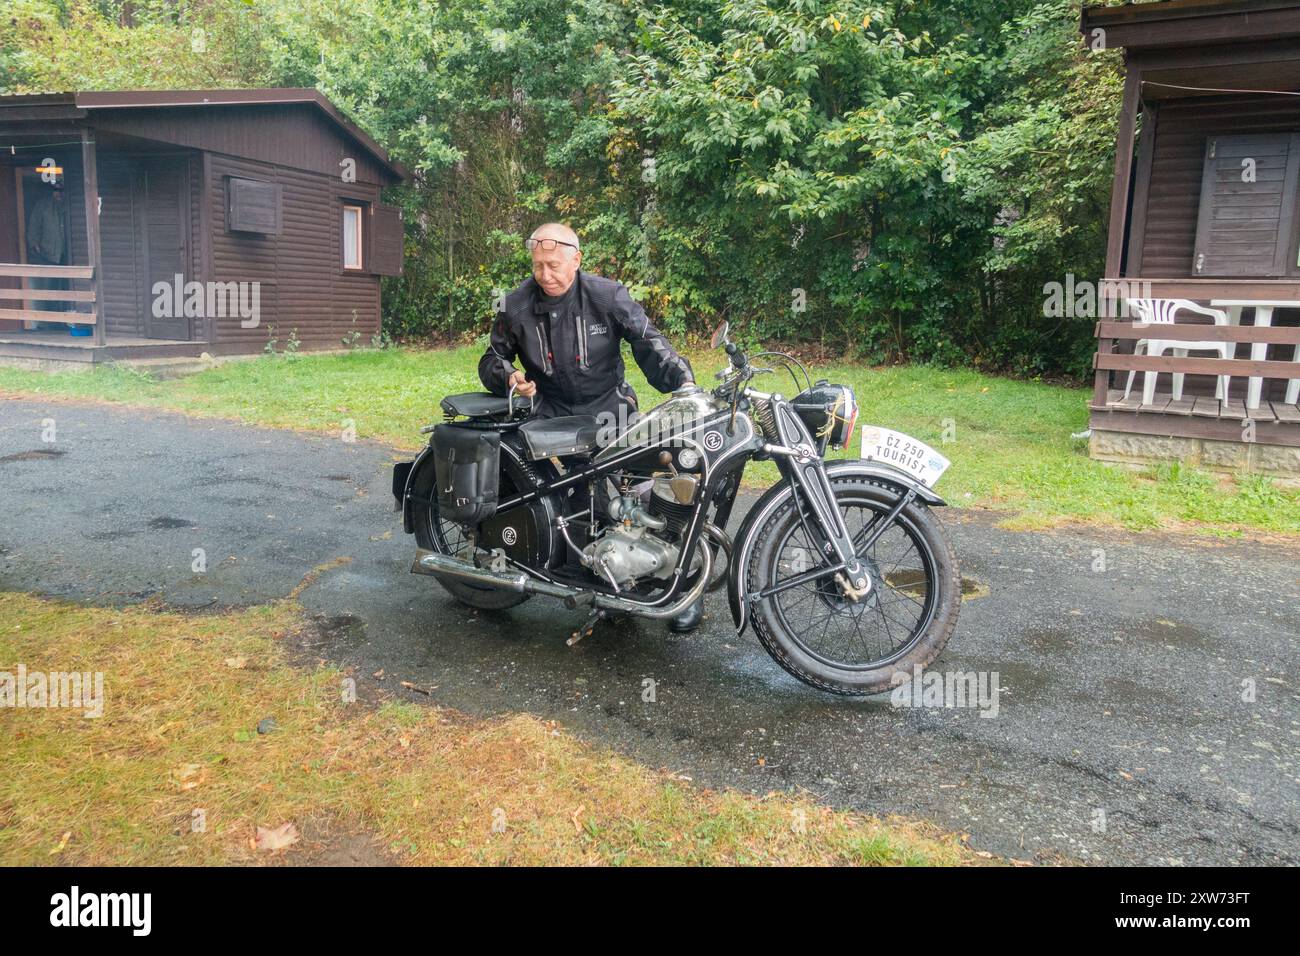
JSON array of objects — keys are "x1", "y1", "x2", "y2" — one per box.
[
  {"x1": 502, "y1": 526, "x2": 518, "y2": 545},
  {"x1": 703, "y1": 430, "x2": 724, "y2": 452}
]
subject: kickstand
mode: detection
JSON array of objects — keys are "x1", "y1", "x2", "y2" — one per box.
[{"x1": 567, "y1": 608, "x2": 607, "y2": 646}]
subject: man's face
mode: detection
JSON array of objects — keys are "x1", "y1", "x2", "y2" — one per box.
[{"x1": 531, "y1": 243, "x2": 580, "y2": 297}]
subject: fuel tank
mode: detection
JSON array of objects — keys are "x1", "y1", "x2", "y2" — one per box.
[{"x1": 595, "y1": 384, "x2": 726, "y2": 462}]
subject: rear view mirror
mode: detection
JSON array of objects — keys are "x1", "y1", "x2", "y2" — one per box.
[{"x1": 710, "y1": 321, "x2": 730, "y2": 350}]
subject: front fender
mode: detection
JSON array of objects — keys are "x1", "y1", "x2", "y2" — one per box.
[{"x1": 726, "y1": 460, "x2": 946, "y2": 634}]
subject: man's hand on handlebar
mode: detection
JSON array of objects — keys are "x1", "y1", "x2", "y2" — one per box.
[{"x1": 508, "y1": 370, "x2": 537, "y2": 398}]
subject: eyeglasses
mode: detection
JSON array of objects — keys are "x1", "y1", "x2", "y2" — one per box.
[{"x1": 525, "y1": 237, "x2": 579, "y2": 253}]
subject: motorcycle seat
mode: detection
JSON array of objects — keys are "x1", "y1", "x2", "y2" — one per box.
[
  {"x1": 440, "y1": 391, "x2": 531, "y2": 420},
  {"x1": 518, "y1": 415, "x2": 601, "y2": 460}
]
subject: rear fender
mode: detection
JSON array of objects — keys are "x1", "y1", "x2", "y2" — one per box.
[{"x1": 395, "y1": 433, "x2": 557, "y2": 537}]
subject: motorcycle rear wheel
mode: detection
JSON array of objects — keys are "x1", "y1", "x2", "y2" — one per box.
[
  {"x1": 747, "y1": 476, "x2": 960, "y2": 696},
  {"x1": 411, "y1": 472, "x2": 531, "y2": 611}
]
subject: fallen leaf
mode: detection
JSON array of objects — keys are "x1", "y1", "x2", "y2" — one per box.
[
  {"x1": 1118, "y1": 770, "x2": 1134, "y2": 781},
  {"x1": 570, "y1": 805, "x2": 585, "y2": 834},
  {"x1": 49, "y1": 831, "x2": 71, "y2": 855},
  {"x1": 398, "y1": 734, "x2": 412, "y2": 749},
  {"x1": 400, "y1": 681, "x2": 430, "y2": 696},
  {"x1": 255, "y1": 822, "x2": 300, "y2": 851},
  {"x1": 224, "y1": 656, "x2": 247, "y2": 669},
  {"x1": 171, "y1": 763, "x2": 206, "y2": 791}
]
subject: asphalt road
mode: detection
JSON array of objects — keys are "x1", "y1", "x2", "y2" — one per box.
[{"x1": 1, "y1": 399, "x2": 1296, "y2": 865}]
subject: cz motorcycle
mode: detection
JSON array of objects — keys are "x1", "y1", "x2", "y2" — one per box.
[{"x1": 393, "y1": 323, "x2": 960, "y2": 696}]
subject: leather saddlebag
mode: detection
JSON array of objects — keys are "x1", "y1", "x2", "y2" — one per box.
[{"x1": 431, "y1": 424, "x2": 500, "y2": 526}]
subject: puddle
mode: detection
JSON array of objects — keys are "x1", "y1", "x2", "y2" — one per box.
[
  {"x1": 1129, "y1": 618, "x2": 1214, "y2": 651},
  {"x1": 984, "y1": 660, "x2": 1052, "y2": 703},
  {"x1": 88, "y1": 528, "x2": 139, "y2": 541},
  {"x1": 148, "y1": 517, "x2": 196, "y2": 530},
  {"x1": 885, "y1": 571, "x2": 989, "y2": 601},
  {"x1": 1097, "y1": 675, "x2": 1180, "y2": 712},
  {"x1": 1023, "y1": 628, "x2": 1076, "y2": 652},
  {"x1": 0, "y1": 448, "x2": 66, "y2": 464}
]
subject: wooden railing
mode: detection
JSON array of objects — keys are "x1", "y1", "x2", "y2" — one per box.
[
  {"x1": 1094, "y1": 320, "x2": 1300, "y2": 408},
  {"x1": 0, "y1": 264, "x2": 96, "y2": 326}
]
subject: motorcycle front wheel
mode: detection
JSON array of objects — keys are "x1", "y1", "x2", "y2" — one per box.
[{"x1": 747, "y1": 476, "x2": 960, "y2": 696}]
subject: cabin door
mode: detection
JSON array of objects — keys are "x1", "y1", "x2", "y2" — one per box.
[{"x1": 141, "y1": 157, "x2": 190, "y2": 340}]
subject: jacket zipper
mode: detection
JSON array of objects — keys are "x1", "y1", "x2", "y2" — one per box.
[
  {"x1": 535, "y1": 323, "x2": 552, "y2": 375},
  {"x1": 575, "y1": 314, "x2": 588, "y2": 368}
]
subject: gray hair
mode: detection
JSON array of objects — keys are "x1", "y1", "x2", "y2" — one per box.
[{"x1": 529, "y1": 222, "x2": 581, "y2": 258}]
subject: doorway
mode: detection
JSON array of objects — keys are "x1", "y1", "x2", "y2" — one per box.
[{"x1": 141, "y1": 157, "x2": 190, "y2": 340}]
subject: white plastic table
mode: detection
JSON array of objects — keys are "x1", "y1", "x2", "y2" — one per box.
[{"x1": 1208, "y1": 298, "x2": 1300, "y2": 409}]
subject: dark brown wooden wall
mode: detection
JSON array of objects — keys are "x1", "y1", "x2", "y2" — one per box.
[
  {"x1": 1136, "y1": 94, "x2": 1300, "y2": 275},
  {"x1": 207, "y1": 153, "x2": 382, "y2": 347},
  {"x1": 91, "y1": 105, "x2": 394, "y2": 186}
]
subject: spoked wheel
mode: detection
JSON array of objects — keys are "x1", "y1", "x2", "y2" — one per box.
[
  {"x1": 411, "y1": 471, "x2": 531, "y2": 611},
  {"x1": 748, "y1": 477, "x2": 960, "y2": 695}
]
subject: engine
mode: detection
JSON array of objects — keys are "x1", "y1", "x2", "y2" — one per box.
[{"x1": 581, "y1": 470, "x2": 701, "y2": 588}]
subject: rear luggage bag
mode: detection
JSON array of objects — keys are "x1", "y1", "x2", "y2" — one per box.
[{"x1": 431, "y1": 424, "x2": 501, "y2": 526}]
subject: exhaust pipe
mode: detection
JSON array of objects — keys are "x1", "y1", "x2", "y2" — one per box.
[
  {"x1": 412, "y1": 543, "x2": 712, "y2": 620},
  {"x1": 412, "y1": 549, "x2": 574, "y2": 599}
]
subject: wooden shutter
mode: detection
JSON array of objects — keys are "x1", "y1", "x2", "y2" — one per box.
[
  {"x1": 370, "y1": 203, "x2": 404, "y2": 276},
  {"x1": 226, "y1": 177, "x2": 281, "y2": 235},
  {"x1": 1191, "y1": 133, "x2": 1300, "y2": 277}
]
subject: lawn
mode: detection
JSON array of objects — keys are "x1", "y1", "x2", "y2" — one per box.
[
  {"x1": 0, "y1": 591, "x2": 977, "y2": 866},
  {"x1": 1, "y1": 343, "x2": 1297, "y2": 535}
]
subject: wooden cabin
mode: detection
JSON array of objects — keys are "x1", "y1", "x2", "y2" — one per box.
[
  {"x1": 1081, "y1": 0, "x2": 1300, "y2": 481},
  {"x1": 0, "y1": 89, "x2": 405, "y2": 367}
]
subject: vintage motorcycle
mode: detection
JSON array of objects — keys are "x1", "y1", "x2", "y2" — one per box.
[{"x1": 393, "y1": 323, "x2": 960, "y2": 696}]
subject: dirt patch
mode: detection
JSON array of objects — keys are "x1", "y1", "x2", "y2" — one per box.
[{"x1": 274, "y1": 816, "x2": 399, "y2": 867}]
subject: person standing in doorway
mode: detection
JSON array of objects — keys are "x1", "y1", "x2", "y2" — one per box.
[{"x1": 26, "y1": 180, "x2": 68, "y2": 325}]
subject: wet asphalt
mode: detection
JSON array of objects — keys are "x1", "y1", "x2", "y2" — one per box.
[{"x1": 0, "y1": 398, "x2": 1296, "y2": 865}]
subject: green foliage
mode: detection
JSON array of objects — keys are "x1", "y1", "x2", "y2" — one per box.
[{"x1": 1, "y1": 0, "x2": 1123, "y2": 373}]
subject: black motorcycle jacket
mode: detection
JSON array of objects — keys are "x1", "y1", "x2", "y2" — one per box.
[{"x1": 477, "y1": 271, "x2": 693, "y2": 414}]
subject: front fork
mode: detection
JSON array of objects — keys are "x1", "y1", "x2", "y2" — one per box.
[{"x1": 767, "y1": 401, "x2": 888, "y2": 603}]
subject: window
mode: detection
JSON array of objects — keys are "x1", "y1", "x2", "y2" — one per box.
[
  {"x1": 1192, "y1": 133, "x2": 1300, "y2": 277},
  {"x1": 371, "y1": 204, "x2": 405, "y2": 276},
  {"x1": 226, "y1": 177, "x2": 281, "y2": 234},
  {"x1": 343, "y1": 203, "x2": 364, "y2": 270}
]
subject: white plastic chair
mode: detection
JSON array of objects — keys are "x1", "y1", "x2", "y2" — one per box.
[
  {"x1": 1287, "y1": 346, "x2": 1299, "y2": 406},
  {"x1": 1123, "y1": 298, "x2": 1232, "y2": 406}
]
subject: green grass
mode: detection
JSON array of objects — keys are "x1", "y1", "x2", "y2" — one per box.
[
  {"x1": 1, "y1": 344, "x2": 1297, "y2": 534},
  {"x1": 0, "y1": 591, "x2": 977, "y2": 866}
]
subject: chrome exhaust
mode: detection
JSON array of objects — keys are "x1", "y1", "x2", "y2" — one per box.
[
  {"x1": 411, "y1": 542, "x2": 712, "y2": 620},
  {"x1": 412, "y1": 549, "x2": 574, "y2": 599}
]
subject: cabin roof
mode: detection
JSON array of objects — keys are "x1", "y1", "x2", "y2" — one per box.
[
  {"x1": 1081, "y1": 0, "x2": 1300, "y2": 49},
  {"x1": 0, "y1": 88, "x2": 406, "y2": 181}
]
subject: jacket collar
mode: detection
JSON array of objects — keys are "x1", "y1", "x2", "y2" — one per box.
[{"x1": 530, "y1": 271, "x2": 584, "y2": 316}]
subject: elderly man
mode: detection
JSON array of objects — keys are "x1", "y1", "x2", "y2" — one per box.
[{"x1": 477, "y1": 222, "x2": 702, "y2": 632}]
